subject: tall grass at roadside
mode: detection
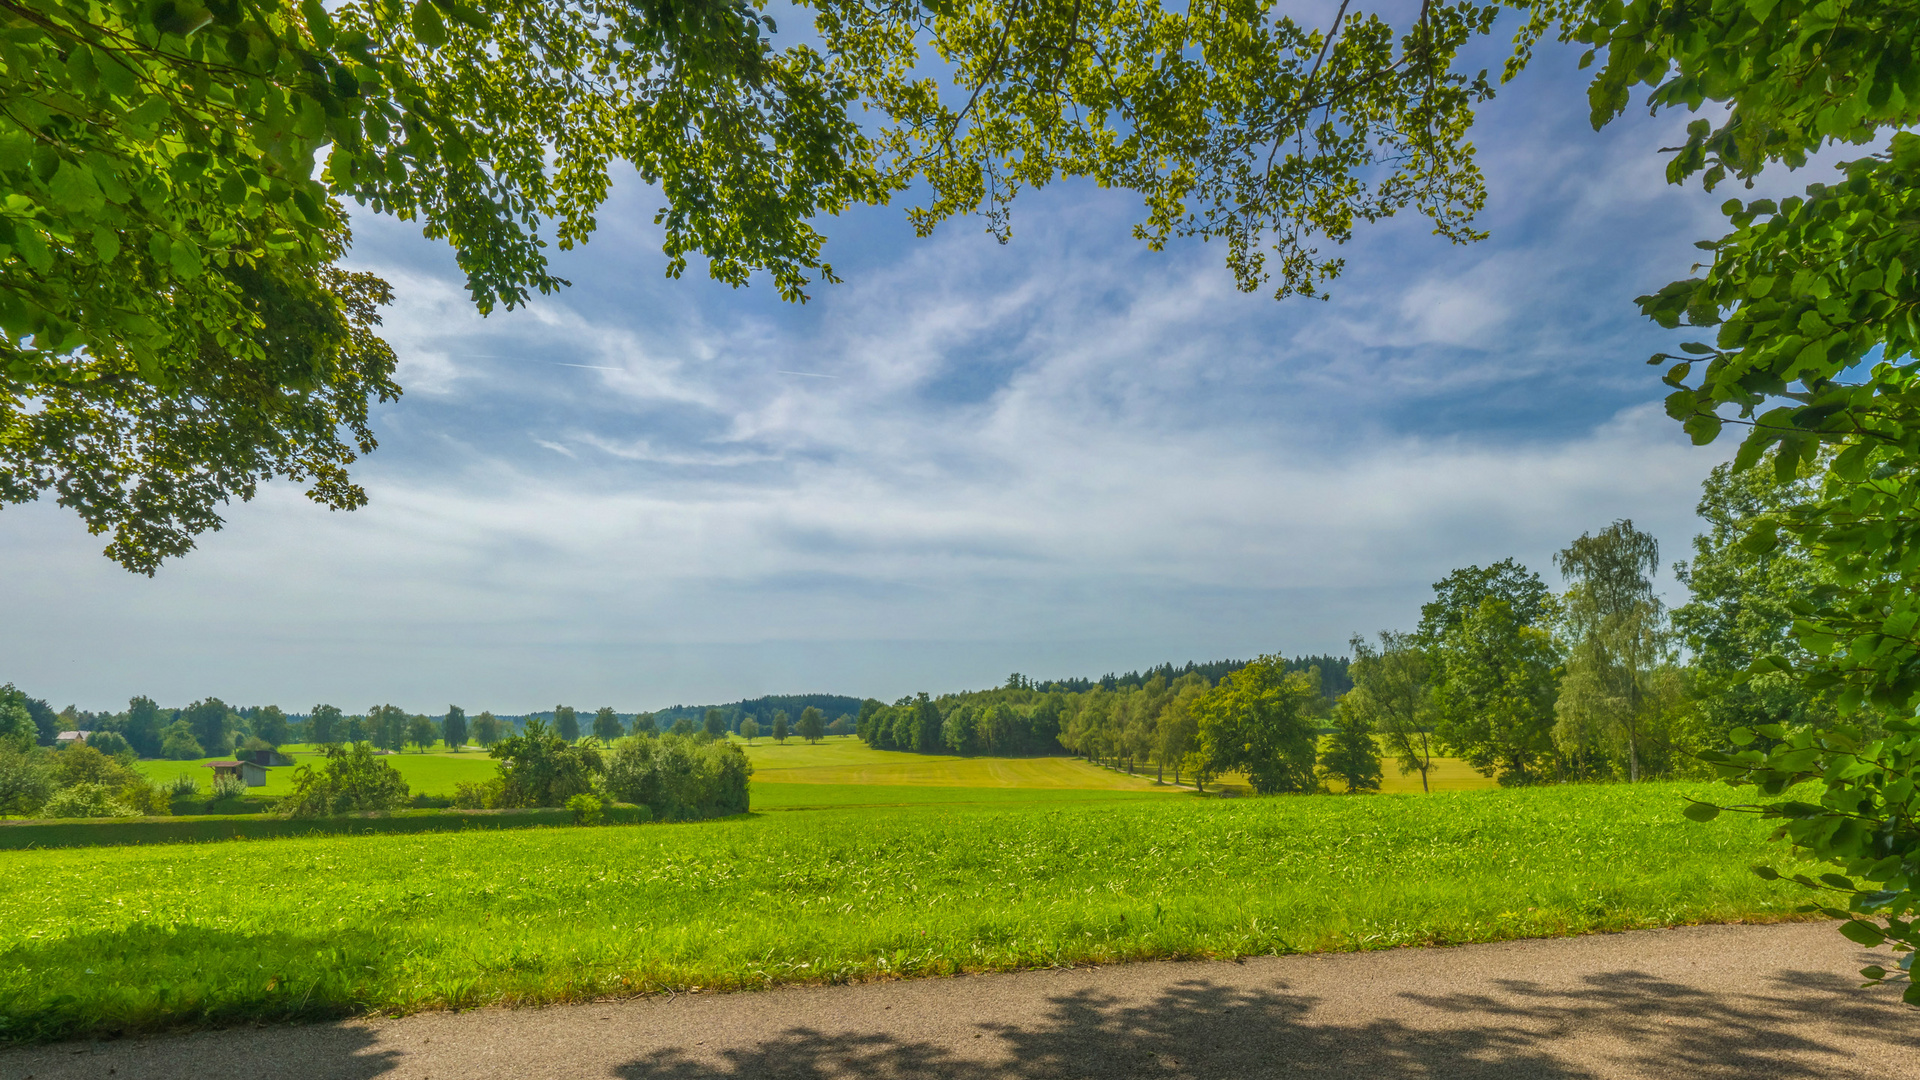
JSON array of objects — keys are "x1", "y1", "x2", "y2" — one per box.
[{"x1": 0, "y1": 782, "x2": 1815, "y2": 1043}]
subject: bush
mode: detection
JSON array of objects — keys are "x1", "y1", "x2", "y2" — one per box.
[
  {"x1": 84, "y1": 731, "x2": 133, "y2": 758},
  {"x1": 279, "y1": 743, "x2": 411, "y2": 818},
  {"x1": 604, "y1": 734, "x2": 751, "y2": 820},
  {"x1": 567, "y1": 792, "x2": 604, "y2": 825},
  {"x1": 116, "y1": 776, "x2": 172, "y2": 816},
  {"x1": 163, "y1": 773, "x2": 199, "y2": 801},
  {"x1": 52, "y1": 743, "x2": 138, "y2": 790},
  {"x1": 0, "y1": 742, "x2": 53, "y2": 817},
  {"x1": 490, "y1": 720, "x2": 602, "y2": 808},
  {"x1": 451, "y1": 778, "x2": 503, "y2": 809},
  {"x1": 41, "y1": 782, "x2": 138, "y2": 818},
  {"x1": 160, "y1": 721, "x2": 204, "y2": 761},
  {"x1": 210, "y1": 773, "x2": 246, "y2": 800}
]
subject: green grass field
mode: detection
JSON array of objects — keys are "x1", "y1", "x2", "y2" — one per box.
[
  {"x1": 130, "y1": 737, "x2": 1499, "y2": 803},
  {"x1": 136, "y1": 749, "x2": 500, "y2": 799},
  {"x1": 0, "y1": 781, "x2": 1816, "y2": 1044},
  {"x1": 742, "y1": 736, "x2": 1172, "y2": 790}
]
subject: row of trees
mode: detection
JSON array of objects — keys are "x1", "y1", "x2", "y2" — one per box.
[
  {"x1": 838, "y1": 460, "x2": 1823, "y2": 796},
  {"x1": 850, "y1": 656, "x2": 1347, "y2": 779},
  {"x1": 16, "y1": 694, "x2": 859, "y2": 762},
  {"x1": 445, "y1": 722, "x2": 751, "y2": 821}
]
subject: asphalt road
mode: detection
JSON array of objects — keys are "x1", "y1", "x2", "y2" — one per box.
[{"x1": 4, "y1": 921, "x2": 1913, "y2": 1080}]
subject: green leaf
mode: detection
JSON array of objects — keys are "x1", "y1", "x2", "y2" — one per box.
[
  {"x1": 411, "y1": 1, "x2": 447, "y2": 48},
  {"x1": 170, "y1": 152, "x2": 211, "y2": 182},
  {"x1": 12, "y1": 224, "x2": 51, "y2": 272},
  {"x1": 122, "y1": 96, "x2": 170, "y2": 132},
  {"x1": 1682, "y1": 801, "x2": 1722, "y2": 822},
  {"x1": 429, "y1": 0, "x2": 489, "y2": 31},
  {"x1": 49, "y1": 160, "x2": 104, "y2": 211},
  {"x1": 95, "y1": 51, "x2": 138, "y2": 97},
  {"x1": 66, "y1": 42, "x2": 100, "y2": 94},
  {"x1": 167, "y1": 237, "x2": 203, "y2": 279},
  {"x1": 302, "y1": 0, "x2": 335, "y2": 47},
  {"x1": 1833, "y1": 442, "x2": 1872, "y2": 481},
  {"x1": 1739, "y1": 522, "x2": 1779, "y2": 554},
  {"x1": 291, "y1": 187, "x2": 326, "y2": 225},
  {"x1": 1684, "y1": 411, "x2": 1723, "y2": 445},
  {"x1": 1752, "y1": 865, "x2": 1781, "y2": 881},
  {"x1": 91, "y1": 228, "x2": 120, "y2": 262}
]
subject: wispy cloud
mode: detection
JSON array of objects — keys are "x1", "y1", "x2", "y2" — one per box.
[{"x1": 1, "y1": 46, "x2": 1758, "y2": 710}]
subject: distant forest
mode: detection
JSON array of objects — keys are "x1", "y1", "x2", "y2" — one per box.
[
  {"x1": 1029, "y1": 656, "x2": 1350, "y2": 697},
  {"x1": 0, "y1": 654, "x2": 1350, "y2": 758}
]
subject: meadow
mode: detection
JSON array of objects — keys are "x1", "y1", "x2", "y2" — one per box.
[
  {"x1": 137, "y1": 746, "x2": 501, "y2": 799},
  {"x1": 129, "y1": 736, "x2": 1499, "y2": 804},
  {"x1": 0, "y1": 781, "x2": 1815, "y2": 1044}
]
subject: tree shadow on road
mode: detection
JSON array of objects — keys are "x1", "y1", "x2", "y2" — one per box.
[{"x1": 610, "y1": 964, "x2": 1911, "y2": 1080}]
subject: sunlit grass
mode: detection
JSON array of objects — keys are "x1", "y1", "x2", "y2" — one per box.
[
  {"x1": 136, "y1": 750, "x2": 500, "y2": 798},
  {"x1": 0, "y1": 781, "x2": 1815, "y2": 1044},
  {"x1": 743, "y1": 737, "x2": 1166, "y2": 790}
]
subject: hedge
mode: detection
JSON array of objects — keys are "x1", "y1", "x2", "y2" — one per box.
[{"x1": 0, "y1": 804, "x2": 652, "y2": 850}]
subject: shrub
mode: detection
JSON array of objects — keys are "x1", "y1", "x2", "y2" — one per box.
[
  {"x1": 52, "y1": 743, "x2": 138, "y2": 790},
  {"x1": 0, "y1": 743, "x2": 53, "y2": 817},
  {"x1": 160, "y1": 721, "x2": 205, "y2": 761},
  {"x1": 490, "y1": 719, "x2": 602, "y2": 808},
  {"x1": 603, "y1": 734, "x2": 751, "y2": 820},
  {"x1": 279, "y1": 743, "x2": 411, "y2": 818},
  {"x1": 567, "y1": 792, "x2": 604, "y2": 825},
  {"x1": 116, "y1": 777, "x2": 172, "y2": 816},
  {"x1": 163, "y1": 773, "x2": 199, "y2": 800},
  {"x1": 84, "y1": 731, "x2": 134, "y2": 758},
  {"x1": 41, "y1": 782, "x2": 138, "y2": 819},
  {"x1": 451, "y1": 778, "x2": 503, "y2": 809},
  {"x1": 210, "y1": 773, "x2": 246, "y2": 800}
]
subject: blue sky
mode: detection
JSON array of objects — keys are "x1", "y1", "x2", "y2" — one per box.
[{"x1": 3, "y1": 46, "x2": 1797, "y2": 713}]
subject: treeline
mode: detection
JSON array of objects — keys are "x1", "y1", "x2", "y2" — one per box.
[
  {"x1": 1016, "y1": 656, "x2": 1350, "y2": 697},
  {"x1": 852, "y1": 655, "x2": 1351, "y2": 770},
  {"x1": 847, "y1": 454, "x2": 1824, "y2": 796},
  {"x1": 277, "y1": 723, "x2": 749, "y2": 823},
  {"x1": 660, "y1": 687, "x2": 871, "y2": 730}
]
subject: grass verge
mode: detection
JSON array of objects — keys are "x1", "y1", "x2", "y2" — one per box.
[
  {"x1": 0, "y1": 781, "x2": 1816, "y2": 1044},
  {"x1": 0, "y1": 806, "x2": 650, "y2": 850}
]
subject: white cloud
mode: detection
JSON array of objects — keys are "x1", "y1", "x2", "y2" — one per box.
[{"x1": 0, "y1": 50, "x2": 1761, "y2": 710}]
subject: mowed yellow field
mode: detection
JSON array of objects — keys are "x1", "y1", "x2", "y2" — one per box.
[{"x1": 740, "y1": 736, "x2": 1169, "y2": 791}]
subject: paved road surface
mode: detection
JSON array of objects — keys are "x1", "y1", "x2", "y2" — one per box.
[{"x1": 4, "y1": 921, "x2": 1914, "y2": 1080}]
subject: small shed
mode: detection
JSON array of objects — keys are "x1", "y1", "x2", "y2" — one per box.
[
  {"x1": 206, "y1": 760, "x2": 270, "y2": 787},
  {"x1": 55, "y1": 730, "x2": 91, "y2": 746}
]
